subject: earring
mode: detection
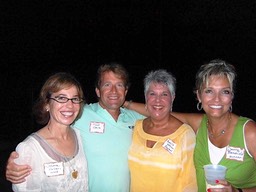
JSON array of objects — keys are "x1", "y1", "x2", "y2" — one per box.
[
  {"x1": 46, "y1": 108, "x2": 49, "y2": 112},
  {"x1": 197, "y1": 102, "x2": 202, "y2": 111},
  {"x1": 229, "y1": 105, "x2": 232, "y2": 112}
]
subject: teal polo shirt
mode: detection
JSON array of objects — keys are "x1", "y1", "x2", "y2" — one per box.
[{"x1": 74, "y1": 103, "x2": 145, "y2": 192}]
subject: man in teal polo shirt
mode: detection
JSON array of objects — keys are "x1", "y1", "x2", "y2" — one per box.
[
  {"x1": 74, "y1": 63, "x2": 144, "y2": 191},
  {"x1": 6, "y1": 63, "x2": 144, "y2": 192}
]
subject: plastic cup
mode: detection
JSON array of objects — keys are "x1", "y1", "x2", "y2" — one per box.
[{"x1": 203, "y1": 164, "x2": 227, "y2": 189}]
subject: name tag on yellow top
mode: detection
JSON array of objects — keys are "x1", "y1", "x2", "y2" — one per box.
[{"x1": 162, "y1": 139, "x2": 176, "y2": 154}]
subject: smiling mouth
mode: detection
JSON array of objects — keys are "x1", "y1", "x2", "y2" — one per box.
[
  {"x1": 61, "y1": 112, "x2": 74, "y2": 117},
  {"x1": 152, "y1": 105, "x2": 164, "y2": 109},
  {"x1": 209, "y1": 105, "x2": 222, "y2": 109},
  {"x1": 108, "y1": 95, "x2": 118, "y2": 100}
]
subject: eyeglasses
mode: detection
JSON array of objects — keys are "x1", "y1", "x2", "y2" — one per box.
[{"x1": 48, "y1": 96, "x2": 84, "y2": 104}]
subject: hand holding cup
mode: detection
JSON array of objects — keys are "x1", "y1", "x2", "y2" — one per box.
[{"x1": 203, "y1": 164, "x2": 227, "y2": 190}]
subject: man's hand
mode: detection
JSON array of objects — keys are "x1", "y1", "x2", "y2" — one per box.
[{"x1": 6, "y1": 151, "x2": 32, "y2": 184}]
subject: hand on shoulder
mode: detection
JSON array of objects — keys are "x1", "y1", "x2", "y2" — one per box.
[{"x1": 5, "y1": 151, "x2": 32, "y2": 184}]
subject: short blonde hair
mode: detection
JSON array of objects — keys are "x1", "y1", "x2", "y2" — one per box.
[{"x1": 195, "y1": 59, "x2": 236, "y2": 96}]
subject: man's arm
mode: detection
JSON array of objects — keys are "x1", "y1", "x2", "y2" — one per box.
[
  {"x1": 123, "y1": 101, "x2": 149, "y2": 116},
  {"x1": 6, "y1": 151, "x2": 32, "y2": 184},
  {"x1": 123, "y1": 101, "x2": 202, "y2": 133}
]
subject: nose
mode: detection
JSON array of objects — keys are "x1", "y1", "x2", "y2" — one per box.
[
  {"x1": 155, "y1": 95, "x2": 161, "y2": 101},
  {"x1": 110, "y1": 85, "x2": 117, "y2": 93},
  {"x1": 66, "y1": 99, "x2": 74, "y2": 107},
  {"x1": 213, "y1": 92, "x2": 220, "y2": 101}
]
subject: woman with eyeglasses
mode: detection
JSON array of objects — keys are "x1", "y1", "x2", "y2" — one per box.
[{"x1": 12, "y1": 72, "x2": 88, "y2": 192}]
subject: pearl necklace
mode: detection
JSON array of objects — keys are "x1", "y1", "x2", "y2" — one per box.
[
  {"x1": 47, "y1": 127, "x2": 78, "y2": 179},
  {"x1": 207, "y1": 113, "x2": 231, "y2": 138}
]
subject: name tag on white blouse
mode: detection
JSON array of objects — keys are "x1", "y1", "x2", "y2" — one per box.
[
  {"x1": 90, "y1": 122, "x2": 105, "y2": 133},
  {"x1": 226, "y1": 146, "x2": 245, "y2": 162},
  {"x1": 162, "y1": 139, "x2": 176, "y2": 154},
  {"x1": 44, "y1": 162, "x2": 64, "y2": 177}
]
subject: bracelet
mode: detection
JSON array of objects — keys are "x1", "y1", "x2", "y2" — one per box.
[{"x1": 237, "y1": 189, "x2": 243, "y2": 192}]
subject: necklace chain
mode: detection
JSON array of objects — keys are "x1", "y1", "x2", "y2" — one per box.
[
  {"x1": 47, "y1": 127, "x2": 78, "y2": 179},
  {"x1": 207, "y1": 113, "x2": 231, "y2": 138},
  {"x1": 208, "y1": 128, "x2": 226, "y2": 138}
]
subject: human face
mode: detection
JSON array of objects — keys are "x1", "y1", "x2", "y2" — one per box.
[
  {"x1": 145, "y1": 82, "x2": 174, "y2": 120},
  {"x1": 197, "y1": 75, "x2": 233, "y2": 118},
  {"x1": 47, "y1": 86, "x2": 81, "y2": 127},
  {"x1": 96, "y1": 71, "x2": 128, "y2": 111}
]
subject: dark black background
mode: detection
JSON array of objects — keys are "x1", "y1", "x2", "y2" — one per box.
[{"x1": 1, "y1": 1, "x2": 256, "y2": 191}]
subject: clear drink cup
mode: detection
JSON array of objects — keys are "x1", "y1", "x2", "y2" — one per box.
[{"x1": 203, "y1": 164, "x2": 227, "y2": 190}]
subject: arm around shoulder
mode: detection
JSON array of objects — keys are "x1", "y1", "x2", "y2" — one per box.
[
  {"x1": 171, "y1": 112, "x2": 203, "y2": 133},
  {"x1": 123, "y1": 101, "x2": 150, "y2": 117},
  {"x1": 6, "y1": 151, "x2": 32, "y2": 184}
]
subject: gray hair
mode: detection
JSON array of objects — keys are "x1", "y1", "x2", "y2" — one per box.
[
  {"x1": 195, "y1": 59, "x2": 236, "y2": 96},
  {"x1": 144, "y1": 69, "x2": 176, "y2": 97}
]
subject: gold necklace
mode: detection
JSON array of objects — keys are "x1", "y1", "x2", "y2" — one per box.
[
  {"x1": 207, "y1": 113, "x2": 231, "y2": 138},
  {"x1": 47, "y1": 127, "x2": 78, "y2": 179},
  {"x1": 63, "y1": 154, "x2": 78, "y2": 179}
]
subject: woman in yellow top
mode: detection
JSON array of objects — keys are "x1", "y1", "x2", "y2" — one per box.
[
  {"x1": 128, "y1": 69, "x2": 197, "y2": 192},
  {"x1": 125, "y1": 60, "x2": 256, "y2": 192}
]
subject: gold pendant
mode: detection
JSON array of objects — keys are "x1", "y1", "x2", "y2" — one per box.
[{"x1": 72, "y1": 170, "x2": 78, "y2": 179}]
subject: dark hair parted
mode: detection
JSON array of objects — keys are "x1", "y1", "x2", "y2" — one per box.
[
  {"x1": 95, "y1": 63, "x2": 130, "y2": 90},
  {"x1": 33, "y1": 72, "x2": 85, "y2": 125}
]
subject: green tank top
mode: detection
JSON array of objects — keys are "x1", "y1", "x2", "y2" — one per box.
[{"x1": 194, "y1": 115, "x2": 256, "y2": 191}]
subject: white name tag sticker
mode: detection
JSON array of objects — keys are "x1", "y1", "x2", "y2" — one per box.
[
  {"x1": 162, "y1": 139, "x2": 176, "y2": 154},
  {"x1": 226, "y1": 146, "x2": 245, "y2": 162},
  {"x1": 44, "y1": 162, "x2": 64, "y2": 177},
  {"x1": 90, "y1": 122, "x2": 105, "y2": 133}
]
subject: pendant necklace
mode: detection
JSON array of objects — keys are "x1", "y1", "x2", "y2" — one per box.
[
  {"x1": 63, "y1": 155, "x2": 78, "y2": 179},
  {"x1": 48, "y1": 127, "x2": 78, "y2": 179},
  {"x1": 207, "y1": 113, "x2": 231, "y2": 138},
  {"x1": 208, "y1": 127, "x2": 226, "y2": 138}
]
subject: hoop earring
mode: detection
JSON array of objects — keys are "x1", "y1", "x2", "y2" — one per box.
[
  {"x1": 197, "y1": 102, "x2": 202, "y2": 111},
  {"x1": 229, "y1": 105, "x2": 232, "y2": 112}
]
